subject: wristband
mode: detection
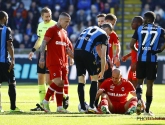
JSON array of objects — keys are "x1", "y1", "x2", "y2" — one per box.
[{"x1": 32, "y1": 48, "x2": 36, "y2": 52}]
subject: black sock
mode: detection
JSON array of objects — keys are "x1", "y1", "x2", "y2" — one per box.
[
  {"x1": 136, "y1": 87, "x2": 142, "y2": 100},
  {"x1": 78, "y1": 83, "x2": 86, "y2": 110},
  {"x1": 95, "y1": 97, "x2": 99, "y2": 108},
  {"x1": 89, "y1": 81, "x2": 98, "y2": 108},
  {"x1": 145, "y1": 96, "x2": 152, "y2": 113},
  {"x1": 8, "y1": 84, "x2": 16, "y2": 110}
]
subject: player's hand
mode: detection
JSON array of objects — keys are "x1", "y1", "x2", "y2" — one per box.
[
  {"x1": 69, "y1": 58, "x2": 74, "y2": 66},
  {"x1": 113, "y1": 56, "x2": 120, "y2": 68},
  {"x1": 9, "y1": 58, "x2": 15, "y2": 72},
  {"x1": 98, "y1": 71, "x2": 104, "y2": 80},
  {"x1": 28, "y1": 52, "x2": 34, "y2": 61},
  {"x1": 39, "y1": 56, "x2": 45, "y2": 69},
  {"x1": 131, "y1": 63, "x2": 136, "y2": 72},
  {"x1": 121, "y1": 56, "x2": 127, "y2": 62},
  {"x1": 66, "y1": 47, "x2": 74, "y2": 58}
]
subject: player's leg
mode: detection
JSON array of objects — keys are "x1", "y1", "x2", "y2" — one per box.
[
  {"x1": 144, "y1": 62, "x2": 158, "y2": 116},
  {"x1": 46, "y1": 72, "x2": 55, "y2": 102},
  {"x1": 136, "y1": 61, "x2": 146, "y2": 115},
  {"x1": 124, "y1": 97, "x2": 137, "y2": 115},
  {"x1": 74, "y1": 50, "x2": 87, "y2": 112},
  {"x1": 8, "y1": 67, "x2": 23, "y2": 112},
  {"x1": 0, "y1": 83, "x2": 4, "y2": 112},
  {"x1": 63, "y1": 73, "x2": 69, "y2": 109}
]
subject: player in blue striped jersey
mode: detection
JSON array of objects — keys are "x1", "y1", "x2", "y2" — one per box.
[
  {"x1": 0, "y1": 11, "x2": 22, "y2": 112},
  {"x1": 74, "y1": 23, "x2": 113, "y2": 113},
  {"x1": 130, "y1": 11, "x2": 165, "y2": 116}
]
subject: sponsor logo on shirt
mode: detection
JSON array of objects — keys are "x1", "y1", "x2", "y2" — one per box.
[
  {"x1": 56, "y1": 41, "x2": 66, "y2": 46},
  {"x1": 107, "y1": 92, "x2": 126, "y2": 97}
]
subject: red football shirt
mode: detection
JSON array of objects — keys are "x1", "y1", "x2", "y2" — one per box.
[
  {"x1": 99, "y1": 78, "x2": 135, "y2": 103},
  {"x1": 131, "y1": 42, "x2": 138, "y2": 63},
  {"x1": 44, "y1": 25, "x2": 69, "y2": 67},
  {"x1": 108, "y1": 31, "x2": 120, "y2": 60},
  {"x1": 65, "y1": 40, "x2": 73, "y2": 65}
]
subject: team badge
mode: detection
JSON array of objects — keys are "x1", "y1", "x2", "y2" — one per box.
[{"x1": 121, "y1": 87, "x2": 125, "y2": 91}]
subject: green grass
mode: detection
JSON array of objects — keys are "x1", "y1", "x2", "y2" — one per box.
[{"x1": 0, "y1": 83, "x2": 165, "y2": 125}]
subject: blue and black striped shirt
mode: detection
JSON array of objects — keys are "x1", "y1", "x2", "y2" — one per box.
[
  {"x1": 132, "y1": 24, "x2": 165, "y2": 62},
  {"x1": 0, "y1": 24, "x2": 13, "y2": 63},
  {"x1": 74, "y1": 26, "x2": 108, "y2": 53}
]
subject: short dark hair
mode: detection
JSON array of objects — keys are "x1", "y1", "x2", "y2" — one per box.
[
  {"x1": 97, "y1": 13, "x2": 106, "y2": 18},
  {"x1": 105, "y1": 13, "x2": 117, "y2": 21},
  {"x1": 0, "y1": 11, "x2": 8, "y2": 20},
  {"x1": 101, "y1": 23, "x2": 113, "y2": 31},
  {"x1": 134, "y1": 16, "x2": 144, "y2": 24},
  {"x1": 144, "y1": 11, "x2": 156, "y2": 23}
]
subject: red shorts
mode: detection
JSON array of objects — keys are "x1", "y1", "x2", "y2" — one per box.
[
  {"x1": 111, "y1": 101, "x2": 126, "y2": 114},
  {"x1": 48, "y1": 65, "x2": 67, "y2": 80},
  {"x1": 128, "y1": 68, "x2": 137, "y2": 81}
]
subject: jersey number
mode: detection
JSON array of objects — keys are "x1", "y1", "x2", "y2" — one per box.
[
  {"x1": 81, "y1": 27, "x2": 98, "y2": 36},
  {"x1": 141, "y1": 30, "x2": 158, "y2": 46}
]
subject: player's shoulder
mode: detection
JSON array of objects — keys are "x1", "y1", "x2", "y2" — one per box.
[
  {"x1": 110, "y1": 31, "x2": 118, "y2": 37},
  {"x1": 121, "y1": 78, "x2": 131, "y2": 84},
  {"x1": 50, "y1": 20, "x2": 57, "y2": 24}
]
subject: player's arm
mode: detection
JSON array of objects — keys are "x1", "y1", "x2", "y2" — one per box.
[
  {"x1": 121, "y1": 53, "x2": 131, "y2": 62},
  {"x1": 130, "y1": 91, "x2": 136, "y2": 97},
  {"x1": 6, "y1": 27, "x2": 14, "y2": 71},
  {"x1": 115, "y1": 43, "x2": 121, "y2": 58},
  {"x1": 130, "y1": 29, "x2": 138, "y2": 52},
  {"x1": 98, "y1": 44, "x2": 107, "y2": 79},
  {"x1": 95, "y1": 89, "x2": 104, "y2": 100}
]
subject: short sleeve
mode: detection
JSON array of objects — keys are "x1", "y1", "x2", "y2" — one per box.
[
  {"x1": 37, "y1": 24, "x2": 40, "y2": 37},
  {"x1": 160, "y1": 28, "x2": 165, "y2": 38},
  {"x1": 44, "y1": 27, "x2": 54, "y2": 43},
  {"x1": 101, "y1": 34, "x2": 108, "y2": 45},
  {"x1": 132, "y1": 29, "x2": 138, "y2": 40},
  {"x1": 112, "y1": 32, "x2": 119, "y2": 45},
  {"x1": 6, "y1": 27, "x2": 13, "y2": 41},
  {"x1": 127, "y1": 81, "x2": 135, "y2": 92},
  {"x1": 99, "y1": 78, "x2": 110, "y2": 92}
]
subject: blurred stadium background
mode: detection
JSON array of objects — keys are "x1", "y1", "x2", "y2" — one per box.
[{"x1": 0, "y1": 0, "x2": 165, "y2": 84}]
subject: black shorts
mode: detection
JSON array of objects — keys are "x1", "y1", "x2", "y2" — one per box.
[
  {"x1": 74, "y1": 50, "x2": 97, "y2": 76},
  {"x1": 136, "y1": 61, "x2": 158, "y2": 80},
  {"x1": 37, "y1": 51, "x2": 49, "y2": 74},
  {"x1": 97, "y1": 61, "x2": 112, "y2": 83},
  {"x1": 0, "y1": 62, "x2": 15, "y2": 83}
]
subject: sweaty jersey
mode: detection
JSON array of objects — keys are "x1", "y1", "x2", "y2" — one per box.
[
  {"x1": 74, "y1": 26, "x2": 108, "y2": 53},
  {"x1": 0, "y1": 25, "x2": 13, "y2": 63},
  {"x1": 132, "y1": 24, "x2": 165, "y2": 62},
  {"x1": 109, "y1": 31, "x2": 120, "y2": 60},
  {"x1": 44, "y1": 25, "x2": 70, "y2": 67},
  {"x1": 99, "y1": 78, "x2": 135, "y2": 103},
  {"x1": 36, "y1": 20, "x2": 56, "y2": 50}
]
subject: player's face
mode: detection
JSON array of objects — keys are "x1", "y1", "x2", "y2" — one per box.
[
  {"x1": 97, "y1": 17, "x2": 105, "y2": 27},
  {"x1": 60, "y1": 17, "x2": 71, "y2": 29},
  {"x1": 4, "y1": 15, "x2": 8, "y2": 26},
  {"x1": 102, "y1": 27, "x2": 112, "y2": 35},
  {"x1": 131, "y1": 19, "x2": 138, "y2": 30},
  {"x1": 42, "y1": 12, "x2": 51, "y2": 23},
  {"x1": 112, "y1": 73, "x2": 121, "y2": 84},
  {"x1": 105, "y1": 19, "x2": 116, "y2": 27}
]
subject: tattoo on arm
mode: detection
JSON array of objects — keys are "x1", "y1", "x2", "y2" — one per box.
[{"x1": 40, "y1": 40, "x2": 47, "y2": 58}]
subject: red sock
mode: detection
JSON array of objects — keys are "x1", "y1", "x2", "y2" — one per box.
[
  {"x1": 128, "y1": 97, "x2": 137, "y2": 108},
  {"x1": 45, "y1": 83, "x2": 56, "y2": 101},
  {"x1": 54, "y1": 84, "x2": 63, "y2": 107},
  {"x1": 101, "y1": 98, "x2": 108, "y2": 106},
  {"x1": 64, "y1": 78, "x2": 69, "y2": 95}
]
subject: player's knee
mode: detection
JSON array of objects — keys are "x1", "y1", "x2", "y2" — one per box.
[
  {"x1": 91, "y1": 75, "x2": 98, "y2": 81},
  {"x1": 78, "y1": 75, "x2": 86, "y2": 83}
]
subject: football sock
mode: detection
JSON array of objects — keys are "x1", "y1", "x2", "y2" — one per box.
[
  {"x1": 64, "y1": 78, "x2": 69, "y2": 95},
  {"x1": 78, "y1": 83, "x2": 86, "y2": 110},
  {"x1": 128, "y1": 97, "x2": 137, "y2": 109},
  {"x1": 54, "y1": 84, "x2": 63, "y2": 107},
  {"x1": 145, "y1": 96, "x2": 152, "y2": 113},
  {"x1": 136, "y1": 87, "x2": 142, "y2": 100},
  {"x1": 89, "y1": 81, "x2": 98, "y2": 108},
  {"x1": 38, "y1": 84, "x2": 46, "y2": 104},
  {"x1": 45, "y1": 83, "x2": 56, "y2": 101},
  {"x1": 8, "y1": 84, "x2": 16, "y2": 110},
  {"x1": 95, "y1": 98, "x2": 99, "y2": 108}
]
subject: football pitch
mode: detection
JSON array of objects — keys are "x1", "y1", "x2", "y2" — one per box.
[{"x1": 0, "y1": 83, "x2": 164, "y2": 125}]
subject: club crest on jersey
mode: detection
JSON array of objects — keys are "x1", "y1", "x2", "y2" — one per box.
[
  {"x1": 121, "y1": 87, "x2": 125, "y2": 91},
  {"x1": 110, "y1": 85, "x2": 115, "y2": 91}
]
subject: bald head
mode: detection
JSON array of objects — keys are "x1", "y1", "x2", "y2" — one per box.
[{"x1": 112, "y1": 69, "x2": 122, "y2": 84}]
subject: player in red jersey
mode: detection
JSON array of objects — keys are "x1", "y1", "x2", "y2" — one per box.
[
  {"x1": 95, "y1": 69, "x2": 137, "y2": 114},
  {"x1": 105, "y1": 14, "x2": 121, "y2": 67},
  {"x1": 122, "y1": 16, "x2": 144, "y2": 88},
  {"x1": 39, "y1": 12, "x2": 71, "y2": 113}
]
